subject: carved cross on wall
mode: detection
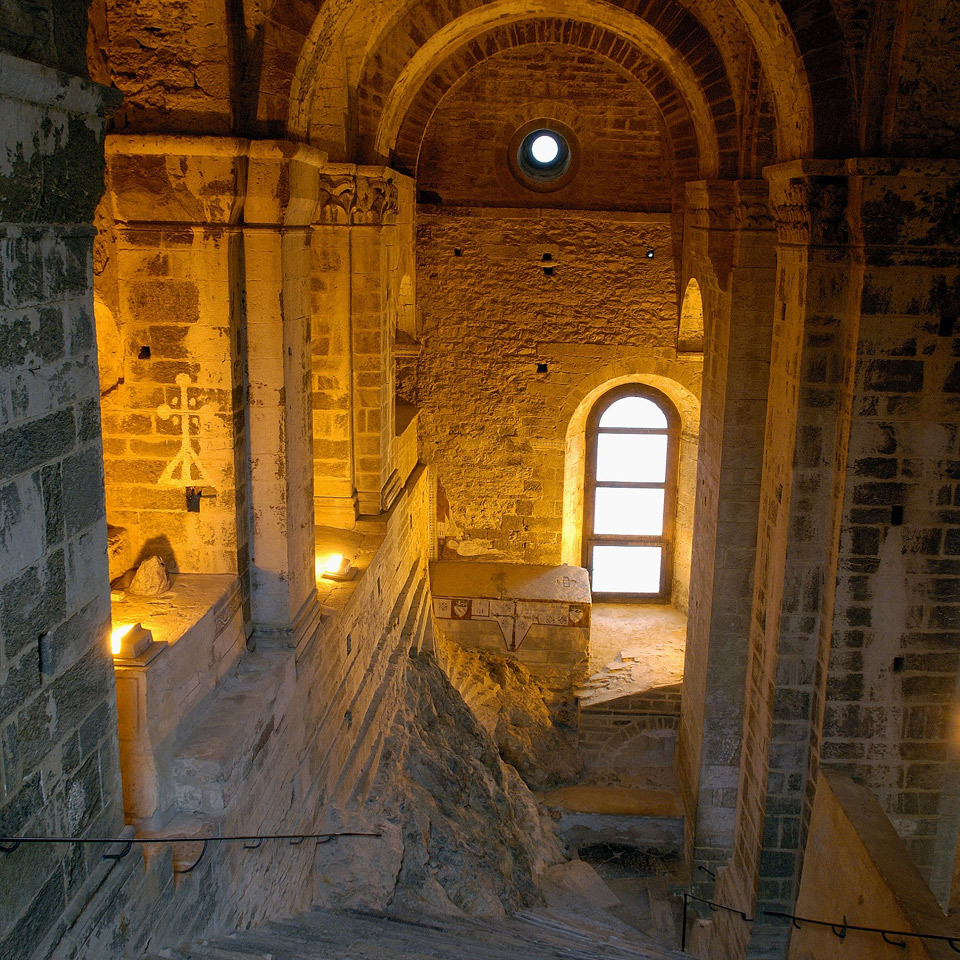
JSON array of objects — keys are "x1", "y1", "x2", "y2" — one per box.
[{"x1": 157, "y1": 373, "x2": 215, "y2": 488}]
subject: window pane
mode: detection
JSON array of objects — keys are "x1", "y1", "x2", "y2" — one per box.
[
  {"x1": 591, "y1": 546, "x2": 663, "y2": 594},
  {"x1": 594, "y1": 488, "x2": 665, "y2": 535},
  {"x1": 596, "y1": 434, "x2": 668, "y2": 482},
  {"x1": 599, "y1": 396, "x2": 668, "y2": 429}
]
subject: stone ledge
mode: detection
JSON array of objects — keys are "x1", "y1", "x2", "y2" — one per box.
[{"x1": 0, "y1": 49, "x2": 121, "y2": 117}]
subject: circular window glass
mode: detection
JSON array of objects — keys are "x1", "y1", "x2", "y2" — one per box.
[{"x1": 517, "y1": 128, "x2": 570, "y2": 183}]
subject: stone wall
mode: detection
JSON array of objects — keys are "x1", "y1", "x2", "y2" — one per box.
[
  {"x1": 789, "y1": 770, "x2": 954, "y2": 960},
  {"x1": 96, "y1": 145, "x2": 249, "y2": 578},
  {"x1": 414, "y1": 208, "x2": 701, "y2": 575},
  {"x1": 416, "y1": 44, "x2": 673, "y2": 211},
  {"x1": 0, "y1": 48, "x2": 121, "y2": 960}
]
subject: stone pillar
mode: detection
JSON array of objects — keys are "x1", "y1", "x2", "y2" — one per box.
[
  {"x1": 0, "y1": 50, "x2": 122, "y2": 959},
  {"x1": 310, "y1": 167, "x2": 414, "y2": 523},
  {"x1": 818, "y1": 160, "x2": 960, "y2": 903},
  {"x1": 709, "y1": 162, "x2": 864, "y2": 960},
  {"x1": 678, "y1": 181, "x2": 777, "y2": 888},
  {"x1": 244, "y1": 142, "x2": 325, "y2": 649}
]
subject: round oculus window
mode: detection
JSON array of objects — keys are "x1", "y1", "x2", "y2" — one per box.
[{"x1": 517, "y1": 128, "x2": 570, "y2": 183}]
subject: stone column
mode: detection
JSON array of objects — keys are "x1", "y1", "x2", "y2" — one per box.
[
  {"x1": 244, "y1": 142, "x2": 325, "y2": 650},
  {"x1": 708, "y1": 162, "x2": 864, "y2": 960},
  {"x1": 310, "y1": 166, "x2": 414, "y2": 524},
  {"x1": 677, "y1": 181, "x2": 777, "y2": 889}
]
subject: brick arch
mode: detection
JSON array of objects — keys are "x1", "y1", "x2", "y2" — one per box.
[
  {"x1": 260, "y1": 0, "x2": 852, "y2": 161},
  {"x1": 390, "y1": 20, "x2": 707, "y2": 181},
  {"x1": 359, "y1": 0, "x2": 737, "y2": 180}
]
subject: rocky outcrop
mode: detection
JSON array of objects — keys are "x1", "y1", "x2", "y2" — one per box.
[
  {"x1": 436, "y1": 632, "x2": 582, "y2": 791},
  {"x1": 315, "y1": 652, "x2": 565, "y2": 919}
]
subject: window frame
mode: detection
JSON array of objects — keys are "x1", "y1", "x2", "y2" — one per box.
[{"x1": 582, "y1": 383, "x2": 680, "y2": 602}]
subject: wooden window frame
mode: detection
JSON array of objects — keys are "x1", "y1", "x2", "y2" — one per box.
[{"x1": 582, "y1": 383, "x2": 680, "y2": 602}]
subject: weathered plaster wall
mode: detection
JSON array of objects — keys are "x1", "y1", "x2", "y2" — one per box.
[{"x1": 414, "y1": 208, "x2": 699, "y2": 572}]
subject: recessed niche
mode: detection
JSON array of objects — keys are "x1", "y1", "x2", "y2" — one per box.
[
  {"x1": 891, "y1": 504, "x2": 904, "y2": 526},
  {"x1": 138, "y1": 345, "x2": 151, "y2": 360},
  {"x1": 940, "y1": 316, "x2": 957, "y2": 337},
  {"x1": 537, "y1": 363, "x2": 549, "y2": 374}
]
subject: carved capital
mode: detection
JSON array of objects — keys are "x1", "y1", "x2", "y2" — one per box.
[
  {"x1": 685, "y1": 181, "x2": 736, "y2": 231},
  {"x1": 316, "y1": 174, "x2": 358, "y2": 225},
  {"x1": 734, "y1": 181, "x2": 773, "y2": 231},
  {"x1": 316, "y1": 171, "x2": 400, "y2": 226},
  {"x1": 765, "y1": 161, "x2": 851, "y2": 246}
]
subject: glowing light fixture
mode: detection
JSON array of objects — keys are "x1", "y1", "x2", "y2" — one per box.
[
  {"x1": 111, "y1": 624, "x2": 132, "y2": 656},
  {"x1": 316, "y1": 553, "x2": 357, "y2": 582},
  {"x1": 110, "y1": 622, "x2": 154, "y2": 659}
]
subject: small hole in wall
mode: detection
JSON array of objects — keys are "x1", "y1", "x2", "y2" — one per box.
[
  {"x1": 38, "y1": 633, "x2": 52, "y2": 677},
  {"x1": 893, "y1": 656, "x2": 905, "y2": 673},
  {"x1": 542, "y1": 253, "x2": 552, "y2": 262},
  {"x1": 138, "y1": 345, "x2": 151, "y2": 360},
  {"x1": 891, "y1": 504, "x2": 904, "y2": 526},
  {"x1": 345, "y1": 709, "x2": 353, "y2": 728},
  {"x1": 536, "y1": 363, "x2": 549, "y2": 374},
  {"x1": 454, "y1": 248, "x2": 462, "y2": 257},
  {"x1": 346, "y1": 633, "x2": 352, "y2": 655},
  {"x1": 543, "y1": 266, "x2": 555, "y2": 277},
  {"x1": 940, "y1": 316, "x2": 957, "y2": 337}
]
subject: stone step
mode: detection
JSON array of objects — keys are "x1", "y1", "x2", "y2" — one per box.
[
  {"x1": 170, "y1": 650, "x2": 287, "y2": 817},
  {"x1": 151, "y1": 905, "x2": 685, "y2": 960},
  {"x1": 538, "y1": 785, "x2": 684, "y2": 862}
]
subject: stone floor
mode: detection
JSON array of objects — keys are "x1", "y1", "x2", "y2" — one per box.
[
  {"x1": 578, "y1": 603, "x2": 687, "y2": 705},
  {"x1": 567, "y1": 603, "x2": 689, "y2": 952}
]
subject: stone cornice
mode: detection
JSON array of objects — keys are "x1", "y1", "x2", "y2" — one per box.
[
  {"x1": 105, "y1": 136, "x2": 409, "y2": 229},
  {"x1": 0, "y1": 49, "x2": 121, "y2": 117}
]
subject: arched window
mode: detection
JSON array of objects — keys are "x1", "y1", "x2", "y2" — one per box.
[{"x1": 583, "y1": 384, "x2": 679, "y2": 599}]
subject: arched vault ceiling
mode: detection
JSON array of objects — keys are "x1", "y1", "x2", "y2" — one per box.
[
  {"x1": 257, "y1": 0, "x2": 858, "y2": 163},
  {"x1": 389, "y1": 20, "x2": 711, "y2": 180},
  {"x1": 362, "y1": 1, "x2": 735, "y2": 178}
]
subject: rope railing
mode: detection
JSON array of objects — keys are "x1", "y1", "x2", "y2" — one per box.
[
  {"x1": 681, "y1": 892, "x2": 960, "y2": 954},
  {"x1": 0, "y1": 831, "x2": 381, "y2": 875}
]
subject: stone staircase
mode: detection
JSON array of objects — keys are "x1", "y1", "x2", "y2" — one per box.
[{"x1": 151, "y1": 904, "x2": 685, "y2": 960}]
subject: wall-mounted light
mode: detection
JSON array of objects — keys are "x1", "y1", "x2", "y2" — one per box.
[
  {"x1": 316, "y1": 553, "x2": 357, "y2": 582},
  {"x1": 111, "y1": 622, "x2": 154, "y2": 659}
]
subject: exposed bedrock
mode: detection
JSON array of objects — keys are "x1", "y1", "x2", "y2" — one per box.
[{"x1": 315, "y1": 650, "x2": 566, "y2": 919}]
